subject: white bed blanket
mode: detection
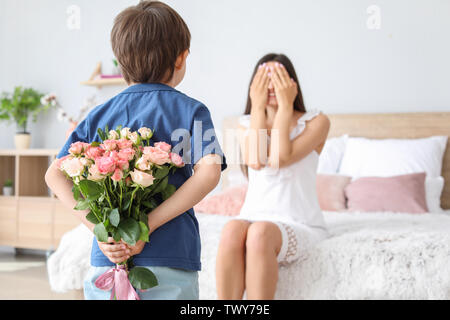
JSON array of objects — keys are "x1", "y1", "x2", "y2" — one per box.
[{"x1": 47, "y1": 211, "x2": 450, "y2": 299}]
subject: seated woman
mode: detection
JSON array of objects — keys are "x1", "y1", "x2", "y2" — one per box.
[{"x1": 216, "y1": 53, "x2": 330, "y2": 299}]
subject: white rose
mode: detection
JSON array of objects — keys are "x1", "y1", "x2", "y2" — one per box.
[
  {"x1": 129, "y1": 169, "x2": 155, "y2": 187},
  {"x1": 61, "y1": 157, "x2": 85, "y2": 177},
  {"x1": 108, "y1": 130, "x2": 119, "y2": 140},
  {"x1": 120, "y1": 127, "x2": 131, "y2": 139},
  {"x1": 129, "y1": 131, "x2": 139, "y2": 144},
  {"x1": 138, "y1": 127, "x2": 153, "y2": 139},
  {"x1": 135, "y1": 156, "x2": 151, "y2": 171}
]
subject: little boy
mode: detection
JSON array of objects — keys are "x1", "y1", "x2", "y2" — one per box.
[{"x1": 45, "y1": 0, "x2": 227, "y2": 300}]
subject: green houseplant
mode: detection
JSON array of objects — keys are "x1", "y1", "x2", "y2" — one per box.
[
  {"x1": 3, "y1": 179, "x2": 13, "y2": 196},
  {"x1": 0, "y1": 86, "x2": 53, "y2": 149}
]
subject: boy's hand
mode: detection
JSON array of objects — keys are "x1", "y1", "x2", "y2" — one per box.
[
  {"x1": 124, "y1": 240, "x2": 146, "y2": 257},
  {"x1": 97, "y1": 237, "x2": 130, "y2": 264}
]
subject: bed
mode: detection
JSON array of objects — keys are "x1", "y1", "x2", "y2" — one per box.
[{"x1": 48, "y1": 111, "x2": 450, "y2": 299}]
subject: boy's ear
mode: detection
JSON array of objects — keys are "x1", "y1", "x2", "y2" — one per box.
[{"x1": 175, "y1": 49, "x2": 190, "y2": 70}]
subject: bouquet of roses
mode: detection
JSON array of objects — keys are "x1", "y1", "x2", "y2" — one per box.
[{"x1": 56, "y1": 125, "x2": 184, "y2": 300}]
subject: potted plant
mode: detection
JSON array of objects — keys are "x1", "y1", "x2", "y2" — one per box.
[
  {"x1": 0, "y1": 86, "x2": 53, "y2": 149},
  {"x1": 3, "y1": 179, "x2": 13, "y2": 196}
]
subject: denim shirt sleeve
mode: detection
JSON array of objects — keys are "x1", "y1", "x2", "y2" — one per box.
[{"x1": 190, "y1": 104, "x2": 227, "y2": 172}]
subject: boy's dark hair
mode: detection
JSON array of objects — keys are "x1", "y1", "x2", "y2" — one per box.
[{"x1": 111, "y1": 0, "x2": 191, "y2": 84}]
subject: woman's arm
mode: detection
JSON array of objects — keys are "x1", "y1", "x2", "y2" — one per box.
[
  {"x1": 268, "y1": 63, "x2": 330, "y2": 168},
  {"x1": 241, "y1": 64, "x2": 271, "y2": 170}
]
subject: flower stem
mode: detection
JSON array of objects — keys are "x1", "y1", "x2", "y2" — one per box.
[{"x1": 128, "y1": 187, "x2": 138, "y2": 217}]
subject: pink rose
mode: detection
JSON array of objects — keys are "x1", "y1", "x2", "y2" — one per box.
[
  {"x1": 143, "y1": 146, "x2": 170, "y2": 165},
  {"x1": 87, "y1": 163, "x2": 105, "y2": 181},
  {"x1": 61, "y1": 157, "x2": 85, "y2": 177},
  {"x1": 129, "y1": 169, "x2": 155, "y2": 187},
  {"x1": 170, "y1": 152, "x2": 184, "y2": 167},
  {"x1": 111, "y1": 168, "x2": 124, "y2": 182},
  {"x1": 85, "y1": 146, "x2": 104, "y2": 160},
  {"x1": 117, "y1": 138, "x2": 133, "y2": 150},
  {"x1": 155, "y1": 141, "x2": 172, "y2": 153},
  {"x1": 95, "y1": 156, "x2": 116, "y2": 174},
  {"x1": 100, "y1": 139, "x2": 118, "y2": 152},
  {"x1": 118, "y1": 148, "x2": 135, "y2": 161},
  {"x1": 116, "y1": 159, "x2": 129, "y2": 171},
  {"x1": 69, "y1": 142, "x2": 89, "y2": 155}
]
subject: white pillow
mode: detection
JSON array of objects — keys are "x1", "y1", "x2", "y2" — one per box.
[
  {"x1": 426, "y1": 176, "x2": 445, "y2": 213},
  {"x1": 339, "y1": 136, "x2": 448, "y2": 178},
  {"x1": 317, "y1": 134, "x2": 348, "y2": 174}
]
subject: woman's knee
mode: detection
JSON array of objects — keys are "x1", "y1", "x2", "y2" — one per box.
[
  {"x1": 246, "y1": 222, "x2": 282, "y2": 256},
  {"x1": 219, "y1": 220, "x2": 250, "y2": 252}
]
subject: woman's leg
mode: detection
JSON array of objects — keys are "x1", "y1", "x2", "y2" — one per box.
[
  {"x1": 245, "y1": 221, "x2": 282, "y2": 300},
  {"x1": 216, "y1": 219, "x2": 251, "y2": 299}
]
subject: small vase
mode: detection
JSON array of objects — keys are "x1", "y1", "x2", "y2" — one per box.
[
  {"x1": 14, "y1": 133, "x2": 31, "y2": 149},
  {"x1": 2, "y1": 186, "x2": 13, "y2": 196}
]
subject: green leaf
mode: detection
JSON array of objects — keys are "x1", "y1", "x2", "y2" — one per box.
[
  {"x1": 123, "y1": 197, "x2": 132, "y2": 211},
  {"x1": 72, "y1": 185, "x2": 82, "y2": 201},
  {"x1": 128, "y1": 267, "x2": 158, "y2": 290},
  {"x1": 112, "y1": 229, "x2": 121, "y2": 242},
  {"x1": 97, "y1": 128, "x2": 105, "y2": 141},
  {"x1": 153, "y1": 166, "x2": 169, "y2": 179},
  {"x1": 94, "y1": 223, "x2": 108, "y2": 242},
  {"x1": 109, "y1": 208, "x2": 120, "y2": 227},
  {"x1": 118, "y1": 218, "x2": 141, "y2": 246},
  {"x1": 78, "y1": 180, "x2": 103, "y2": 199},
  {"x1": 74, "y1": 199, "x2": 90, "y2": 210},
  {"x1": 86, "y1": 211, "x2": 100, "y2": 224},
  {"x1": 153, "y1": 176, "x2": 168, "y2": 194},
  {"x1": 91, "y1": 141, "x2": 101, "y2": 147},
  {"x1": 162, "y1": 184, "x2": 176, "y2": 200},
  {"x1": 138, "y1": 221, "x2": 149, "y2": 242}
]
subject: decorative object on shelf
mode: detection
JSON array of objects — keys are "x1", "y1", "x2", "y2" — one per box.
[
  {"x1": 80, "y1": 62, "x2": 126, "y2": 89},
  {"x1": 0, "y1": 86, "x2": 54, "y2": 149},
  {"x1": 2, "y1": 179, "x2": 13, "y2": 196},
  {"x1": 51, "y1": 94, "x2": 97, "y2": 139},
  {"x1": 111, "y1": 58, "x2": 122, "y2": 76}
]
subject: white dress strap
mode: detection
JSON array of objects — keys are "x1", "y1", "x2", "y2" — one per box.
[
  {"x1": 238, "y1": 114, "x2": 251, "y2": 128},
  {"x1": 289, "y1": 109, "x2": 321, "y2": 140}
]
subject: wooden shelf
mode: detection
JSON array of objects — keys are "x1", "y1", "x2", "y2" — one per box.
[
  {"x1": 80, "y1": 77, "x2": 126, "y2": 87},
  {"x1": 0, "y1": 150, "x2": 80, "y2": 250},
  {"x1": 80, "y1": 62, "x2": 127, "y2": 89}
]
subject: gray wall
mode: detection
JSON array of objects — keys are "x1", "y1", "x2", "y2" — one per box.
[{"x1": 1, "y1": 0, "x2": 449, "y2": 150}]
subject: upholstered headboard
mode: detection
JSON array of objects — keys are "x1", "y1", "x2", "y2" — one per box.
[{"x1": 221, "y1": 112, "x2": 450, "y2": 209}]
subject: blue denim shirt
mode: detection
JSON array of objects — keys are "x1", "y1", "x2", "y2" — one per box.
[{"x1": 57, "y1": 83, "x2": 227, "y2": 270}]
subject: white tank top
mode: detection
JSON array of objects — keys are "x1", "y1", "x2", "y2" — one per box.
[{"x1": 238, "y1": 110, "x2": 327, "y2": 230}]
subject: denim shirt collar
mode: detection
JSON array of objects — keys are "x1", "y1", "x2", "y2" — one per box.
[{"x1": 121, "y1": 82, "x2": 176, "y2": 94}]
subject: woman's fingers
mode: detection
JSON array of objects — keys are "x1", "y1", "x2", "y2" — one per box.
[
  {"x1": 270, "y1": 65, "x2": 283, "y2": 90},
  {"x1": 274, "y1": 63, "x2": 290, "y2": 87}
]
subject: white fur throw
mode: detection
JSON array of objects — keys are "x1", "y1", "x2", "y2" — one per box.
[{"x1": 47, "y1": 211, "x2": 450, "y2": 299}]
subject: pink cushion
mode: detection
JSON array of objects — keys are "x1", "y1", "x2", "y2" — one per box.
[
  {"x1": 345, "y1": 172, "x2": 428, "y2": 213},
  {"x1": 316, "y1": 174, "x2": 352, "y2": 211},
  {"x1": 194, "y1": 184, "x2": 248, "y2": 216}
]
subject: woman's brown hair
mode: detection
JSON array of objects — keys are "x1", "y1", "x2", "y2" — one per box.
[
  {"x1": 111, "y1": 0, "x2": 191, "y2": 84},
  {"x1": 241, "y1": 53, "x2": 306, "y2": 177}
]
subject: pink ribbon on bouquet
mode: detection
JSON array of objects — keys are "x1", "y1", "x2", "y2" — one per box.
[{"x1": 94, "y1": 264, "x2": 140, "y2": 300}]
